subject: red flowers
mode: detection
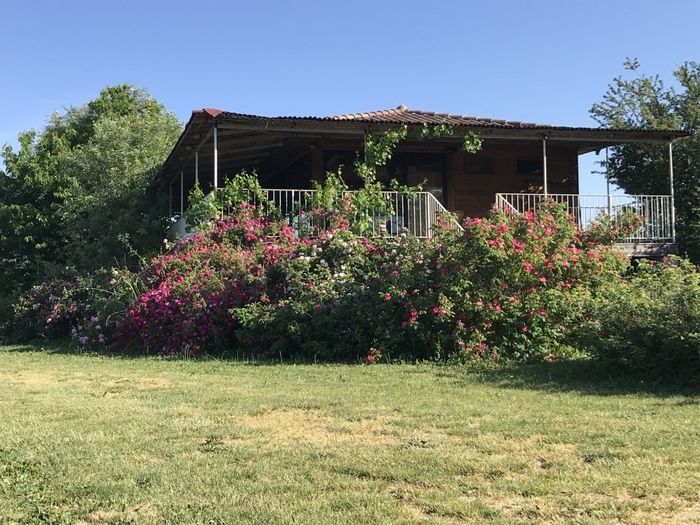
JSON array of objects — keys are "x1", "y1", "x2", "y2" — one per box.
[
  {"x1": 402, "y1": 307, "x2": 419, "y2": 327},
  {"x1": 511, "y1": 238, "x2": 526, "y2": 253}
]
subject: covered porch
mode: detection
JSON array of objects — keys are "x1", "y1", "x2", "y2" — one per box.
[{"x1": 160, "y1": 106, "x2": 687, "y2": 255}]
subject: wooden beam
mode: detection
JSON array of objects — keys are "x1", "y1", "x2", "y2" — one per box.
[
  {"x1": 311, "y1": 147, "x2": 324, "y2": 183},
  {"x1": 446, "y1": 150, "x2": 463, "y2": 211}
]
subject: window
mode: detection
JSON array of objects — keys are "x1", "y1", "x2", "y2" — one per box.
[
  {"x1": 517, "y1": 160, "x2": 543, "y2": 176},
  {"x1": 464, "y1": 158, "x2": 495, "y2": 175}
]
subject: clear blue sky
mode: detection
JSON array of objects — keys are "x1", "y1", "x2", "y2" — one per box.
[{"x1": 2, "y1": 0, "x2": 698, "y2": 193}]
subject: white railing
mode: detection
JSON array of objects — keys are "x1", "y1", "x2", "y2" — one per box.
[
  {"x1": 217, "y1": 188, "x2": 462, "y2": 239},
  {"x1": 495, "y1": 193, "x2": 674, "y2": 243}
]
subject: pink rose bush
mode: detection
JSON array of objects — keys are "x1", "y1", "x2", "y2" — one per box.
[
  {"x1": 12, "y1": 198, "x2": 636, "y2": 363},
  {"x1": 113, "y1": 205, "x2": 293, "y2": 354},
  {"x1": 421, "y1": 202, "x2": 629, "y2": 360},
  {"x1": 229, "y1": 201, "x2": 629, "y2": 362}
]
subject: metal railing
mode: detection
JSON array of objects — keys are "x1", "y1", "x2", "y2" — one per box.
[
  {"x1": 219, "y1": 188, "x2": 462, "y2": 239},
  {"x1": 495, "y1": 193, "x2": 674, "y2": 243}
]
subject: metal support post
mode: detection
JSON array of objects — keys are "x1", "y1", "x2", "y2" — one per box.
[
  {"x1": 180, "y1": 170, "x2": 184, "y2": 215},
  {"x1": 542, "y1": 136, "x2": 548, "y2": 197},
  {"x1": 195, "y1": 151, "x2": 199, "y2": 185},
  {"x1": 213, "y1": 125, "x2": 219, "y2": 189},
  {"x1": 669, "y1": 142, "x2": 676, "y2": 243},
  {"x1": 606, "y1": 148, "x2": 612, "y2": 216}
]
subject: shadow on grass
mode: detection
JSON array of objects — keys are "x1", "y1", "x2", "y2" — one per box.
[
  {"x1": 441, "y1": 359, "x2": 700, "y2": 398},
  {"x1": 3, "y1": 342, "x2": 698, "y2": 397},
  {"x1": 1, "y1": 341, "x2": 147, "y2": 360}
]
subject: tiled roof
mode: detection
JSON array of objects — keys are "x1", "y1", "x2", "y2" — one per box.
[{"x1": 328, "y1": 104, "x2": 547, "y2": 129}]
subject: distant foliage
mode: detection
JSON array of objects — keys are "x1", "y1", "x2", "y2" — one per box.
[
  {"x1": 591, "y1": 59, "x2": 700, "y2": 260},
  {"x1": 0, "y1": 84, "x2": 181, "y2": 304},
  {"x1": 576, "y1": 258, "x2": 700, "y2": 382}
]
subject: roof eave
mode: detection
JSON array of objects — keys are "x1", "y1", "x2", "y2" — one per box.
[{"x1": 158, "y1": 110, "x2": 691, "y2": 179}]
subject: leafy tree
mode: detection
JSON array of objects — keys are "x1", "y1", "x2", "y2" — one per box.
[
  {"x1": 0, "y1": 123, "x2": 75, "y2": 296},
  {"x1": 57, "y1": 103, "x2": 181, "y2": 269},
  {"x1": 590, "y1": 59, "x2": 700, "y2": 259},
  {"x1": 0, "y1": 85, "x2": 181, "y2": 299}
]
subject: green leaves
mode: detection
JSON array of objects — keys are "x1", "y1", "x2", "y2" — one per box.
[
  {"x1": 591, "y1": 60, "x2": 700, "y2": 260},
  {"x1": 0, "y1": 84, "x2": 181, "y2": 298},
  {"x1": 577, "y1": 257, "x2": 700, "y2": 382},
  {"x1": 462, "y1": 131, "x2": 483, "y2": 154}
]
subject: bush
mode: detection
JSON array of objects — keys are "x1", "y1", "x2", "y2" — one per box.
[
  {"x1": 17, "y1": 178, "x2": 639, "y2": 365},
  {"x1": 576, "y1": 257, "x2": 700, "y2": 382},
  {"x1": 233, "y1": 228, "x2": 437, "y2": 361},
  {"x1": 237, "y1": 202, "x2": 627, "y2": 363},
  {"x1": 114, "y1": 205, "x2": 291, "y2": 354},
  {"x1": 11, "y1": 267, "x2": 141, "y2": 350},
  {"x1": 114, "y1": 194, "x2": 629, "y2": 362},
  {"x1": 421, "y1": 202, "x2": 627, "y2": 361}
]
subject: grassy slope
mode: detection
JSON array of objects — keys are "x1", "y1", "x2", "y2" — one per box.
[{"x1": 0, "y1": 345, "x2": 699, "y2": 525}]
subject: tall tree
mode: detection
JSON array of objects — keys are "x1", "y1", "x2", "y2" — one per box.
[
  {"x1": 0, "y1": 85, "x2": 181, "y2": 297},
  {"x1": 590, "y1": 59, "x2": 700, "y2": 259},
  {"x1": 56, "y1": 92, "x2": 181, "y2": 269}
]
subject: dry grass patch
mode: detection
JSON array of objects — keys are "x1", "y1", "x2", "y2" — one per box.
[{"x1": 236, "y1": 408, "x2": 399, "y2": 447}]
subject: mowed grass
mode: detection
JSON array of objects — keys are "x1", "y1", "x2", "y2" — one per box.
[{"x1": 1, "y1": 346, "x2": 699, "y2": 525}]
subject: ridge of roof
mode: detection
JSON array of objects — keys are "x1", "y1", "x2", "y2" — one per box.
[{"x1": 327, "y1": 104, "x2": 548, "y2": 128}]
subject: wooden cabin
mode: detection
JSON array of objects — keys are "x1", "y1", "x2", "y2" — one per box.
[{"x1": 159, "y1": 105, "x2": 688, "y2": 255}]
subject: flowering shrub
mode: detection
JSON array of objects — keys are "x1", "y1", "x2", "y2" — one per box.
[
  {"x1": 114, "y1": 205, "x2": 295, "y2": 354},
  {"x1": 16, "y1": 194, "x2": 636, "y2": 364},
  {"x1": 233, "y1": 228, "x2": 438, "y2": 361},
  {"x1": 134, "y1": 199, "x2": 623, "y2": 362},
  {"x1": 12, "y1": 273, "x2": 81, "y2": 341},
  {"x1": 575, "y1": 257, "x2": 700, "y2": 381},
  {"x1": 423, "y1": 202, "x2": 628, "y2": 361},
  {"x1": 11, "y1": 267, "x2": 140, "y2": 350},
  {"x1": 582, "y1": 209, "x2": 645, "y2": 244}
]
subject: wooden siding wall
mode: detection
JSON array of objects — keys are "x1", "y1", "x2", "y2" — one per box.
[{"x1": 447, "y1": 143, "x2": 579, "y2": 218}]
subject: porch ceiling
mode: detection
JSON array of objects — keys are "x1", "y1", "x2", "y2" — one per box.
[{"x1": 159, "y1": 106, "x2": 690, "y2": 182}]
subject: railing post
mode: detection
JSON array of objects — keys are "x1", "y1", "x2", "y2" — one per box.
[{"x1": 669, "y1": 141, "x2": 676, "y2": 243}]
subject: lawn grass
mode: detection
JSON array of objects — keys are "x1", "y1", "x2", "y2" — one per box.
[{"x1": 1, "y1": 345, "x2": 699, "y2": 524}]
